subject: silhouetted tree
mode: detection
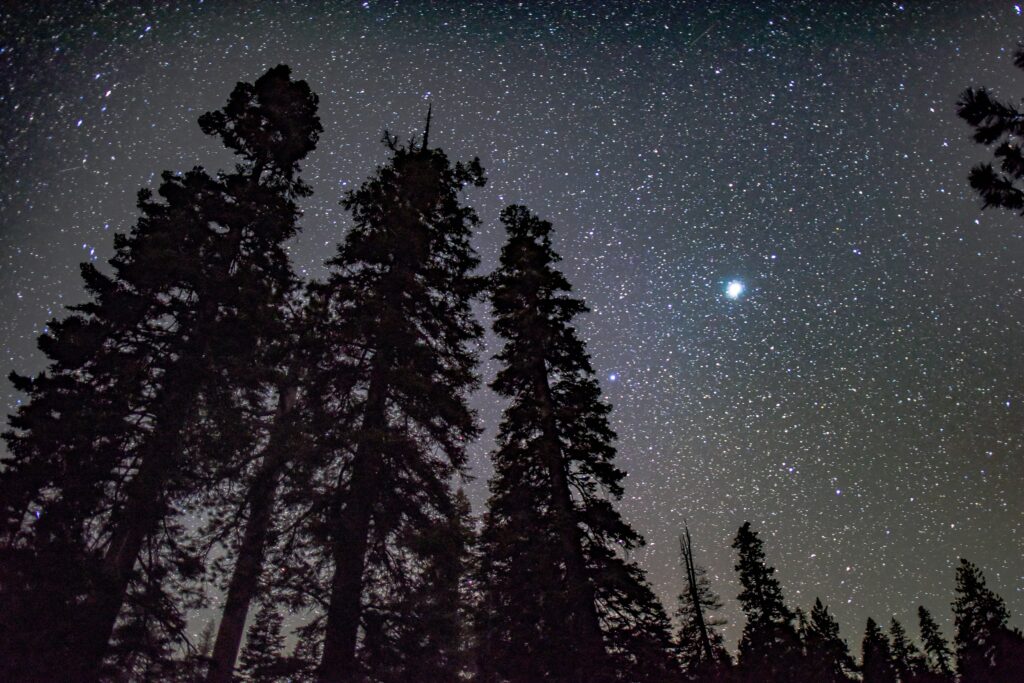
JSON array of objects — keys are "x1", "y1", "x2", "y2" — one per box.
[
  {"x1": 917, "y1": 606, "x2": 953, "y2": 680},
  {"x1": 957, "y1": 45, "x2": 1024, "y2": 214},
  {"x1": 311, "y1": 115, "x2": 486, "y2": 683},
  {"x1": 731, "y1": 522, "x2": 801, "y2": 682},
  {"x1": 952, "y1": 558, "x2": 1024, "y2": 682},
  {"x1": 289, "y1": 620, "x2": 324, "y2": 683},
  {"x1": 0, "y1": 64, "x2": 320, "y2": 683},
  {"x1": 475, "y1": 205, "x2": 678, "y2": 683},
  {"x1": 863, "y1": 617, "x2": 897, "y2": 683},
  {"x1": 102, "y1": 555, "x2": 186, "y2": 683},
  {"x1": 177, "y1": 621, "x2": 216, "y2": 683},
  {"x1": 204, "y1": 362, "x2": 307, "y2": 683},
  {"x1": 237, "y1": 602, "x2": 288, "y2": 683},
  {"x1": 362, "y1": 490, "x2": 475, "y2": 683},
  {"x1": 889, "y1": 617, "x2": 925, "y2": 681},
  {"x1": 676, "y1": 525, "x2": 730, "y2": 679},
  {"x1": 801, "y1": 598, "x2": 855, "y2": 682}
]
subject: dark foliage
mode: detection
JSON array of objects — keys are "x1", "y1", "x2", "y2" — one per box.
[
  {"x1": 952, "y1": 559, "x2": 1024, "y2": 682},
  {"x1": 917, "y1": 606, "x2": 953, "y2": 680},
  {"x1": 309, "y1": 119, "x2": 485, "y2": 683},
  {"x1": 0, "y1": 64, "x2": 319, "y2": 683},
  {"x1": 731, "y1": 522, "x2": 801, "y2": 682},
  {"x1": 862, "y1": 617, "x2": 896, "y2": 683},
  {"x1": 800, "y1": 598, "x2": 855, "y2": 682},
  {"x1": 475, "y1": 205, "x2": 678, "y2": 683},
  {"x1": 675, "y1": 525, "x2": 731, "y2": 680}
]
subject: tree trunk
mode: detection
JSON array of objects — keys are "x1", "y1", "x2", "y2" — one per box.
[
  {"x1": 205, "y1": 383, "x2": 298, "y2": 683},
  {"x1": 682, "y1": 525, "x2": 715, "y2": 664},
  {"x1": 317, "y1": 362, "x2": 388, "y2": 683},
  {"x1": 531, "y1": 360, "x2": 609, "y2": 683},
  {"x1": 70, "y1": 364, "x2": 198, "y2": 683}
]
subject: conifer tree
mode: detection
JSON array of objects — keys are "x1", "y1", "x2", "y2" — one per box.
[
  {"x1": 102, "y1": 556, "x2": 186, "y2": 683},
  {"x1": 889, "y1": 617, "x2": 925, "y2": 681},
  {"x1": 205, "y1": 360, "x2": 307, "y2": 683},
  {"x1": 917, "y1": 606, "x2": 952, "y2": 679},
  {"x1": 957, "y1": 44, "x2": 1024, "y2": 215},
  {"x1": 862, "y1": 617, "x2": 897, "y2": 683},
  {"x1": 289, "y1": 621, "x2": 324, "y2": 683},
  {"x1": 178, "y1": 621, "x2": 216, "y2": 683},
  {"x1": 952, "y1": 558, "x2": 1024, "y2": 682},
  {"x1": 311, "y1": 115, "x2": 486, "y2": 683},
  {"x1": 361, "y1": 490, "x2": 475, "y2": 683},
  {"x1": 0, "y1": 64, "x2": 320, "y2": 683},
  {"x1": 731, "y1": 522, "x2": 801, "y2": 682},
  {"x1": 675, "y1": 525, "x2": 729, "y2": 678},
  {"x1": 476, "y1": 205, "x2": 677, "y2": 683},
  {"x1": 802, "y1": 598, "x2": 855, "y2": 683},
  {"x1": 237, "y1": 602, "x2": 288, "y2": 683}
]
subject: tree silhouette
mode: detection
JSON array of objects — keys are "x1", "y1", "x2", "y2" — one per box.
[
  {"x1": 917, "y1": 606, "x2": 953, "y2": 680},
  {"x1": 237, "y1": 602, "x2": 288, "y2": 683},
  {"x1": 731, "y1": 522, "x2": 801, "y2": 682},
  {"x1": 675, "y1": 524, "x2": 730, "y2": 679},
  {"x1": 889, "y1": 617, "x2": 925, "y2": 682},
  {"x1": 362, "y1": 489, "x2": 475, "y2": 683},
  {"x1": 205, "y1": 320, "x2": 310, "y2": 683},
  {"x1": 1, "y1": 64, "x2": 320, "y2": 683},
  {"x1": 801, "y1": 598, "x2": 855, "y2": 682},
  {"x1": 952, "y1": 558, "x2": 1024, "y2": 682},
  {"x1": 862, "y1": 617, "x2": 896, "y2": 683},
  {"x1": 957, "y1": 45, "x2": 1024, "y2": 214},
  {"x1": 311, "y1": 116, "x2": 486, "y2": 683},
  {"x1": 475, "y1": 205, "x2": 677, "y2": 683}
]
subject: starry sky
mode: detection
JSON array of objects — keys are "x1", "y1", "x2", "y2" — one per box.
[{"x1": 2, "y1": 0, "x2": 1023, "y2": 649}]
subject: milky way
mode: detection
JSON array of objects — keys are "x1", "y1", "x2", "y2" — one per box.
[{"x1": 2, "y1": 1, "x2": 1022, "y2": 647}]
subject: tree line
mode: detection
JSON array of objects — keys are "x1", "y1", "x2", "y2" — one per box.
[{"x1": 0, "y1": 54, "x2": 1021, "y2": 683}]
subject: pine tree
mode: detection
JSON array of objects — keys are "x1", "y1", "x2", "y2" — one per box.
[
  {"x1": 476, "y1": 205, "x2": 677, "y2": 683},
  {"x1": 862, "y1": 617, "x2": 897, "y2": 683},
  {"x1": 0, "y1": 64, "x2": 320, "y2": 683},
  {"x1": 205, "y1": 361, "x2": 307, "y2": 683},
  {"x1": 362, "y1": 490, "x2": 475, "y2": 683},
  {"x1": 731, "y1": 522, "x2": 801, "y2": 682},
  {"x1": 802, "y1": 598, "x2": 855, "y2": 683},
  {"x1": 312, "y1": 114, "x2": 486, "y2": 683},
  {"x1": 102, "y1": 553, "x2": 186, "y2": 683},
  {"x1": 178, "y1": 621, "x2": 216, "y2": 683},
  {"x1": 289, "y1": 621, "x2": 324, "y2": 683},
  {"x1": 675, "y1": 525, "x2": 729, "y2": 678},
  {"x1": 889, "y1": 617, "x2": 925, "y2": 682},
  {"x1": 957, "y1": 44, "x2": 1024, "y2": 214},
  {"x1": 952, "y1": 558, "x2": 1024, "y2": 682},
  {"x1": 237, "y1": 602, "x2": 288, "y2": 683},
  {"x1": 917, "y1": 606, "x2": 953, "y2": 679}
]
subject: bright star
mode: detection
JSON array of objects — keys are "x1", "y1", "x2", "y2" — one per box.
[{"x1": 725, "y1": 280, "x2": 745, "y2": 299}]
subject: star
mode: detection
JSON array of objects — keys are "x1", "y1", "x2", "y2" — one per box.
[{"x1": 725, "y1": 280, "x2": 745, "y2": 300}]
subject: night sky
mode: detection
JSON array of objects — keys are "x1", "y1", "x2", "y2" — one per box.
[{"x1": 2, "y1": 1, "x2": 1023, "y2": 648}]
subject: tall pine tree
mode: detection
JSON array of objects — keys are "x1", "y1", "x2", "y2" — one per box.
[
  {"x1": 0, "y1": 64, "x2": 320, "y2": 683},
  {"x1": 476, "y1": 205, "x2": 677, "y2": 683},
  {"x1": 311, "y1": 114, "x2": 486, "y2": 683},
  {"x1": 952, "y1": 558, "x2": 1024, "y2": 682},
  {"x1": 917, "y1": 606, "x2": 953, "y2": 680},
  {"x1": 862, "y1": 617, "x2": 897, "y2": 683},
  {"x1": 675, "y1": 525, "x2": 729, "y2": 678},
  {"x1": 237, "y1": 602, "x2": 288, "y2": 683},
  {"x1": 802, "y1": 598, "x2": 855, "y2": 683},
  {"x1": 731, "y1": 522, "x2": 801, "y2": 682},
  {"x1": 889, "y1": 617, "x2": 925, "y2": 682},
  {"x1": 204, "y1": 319, "x2": 311, "y2": 683}
]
